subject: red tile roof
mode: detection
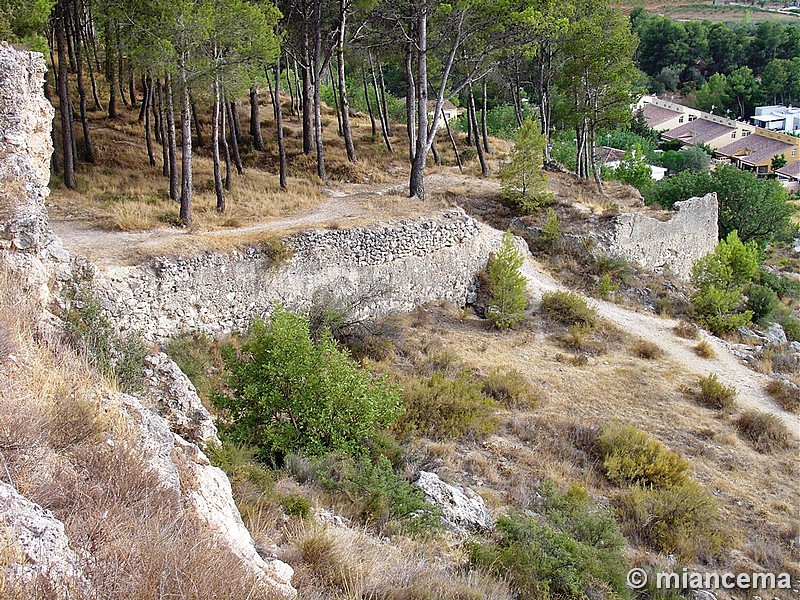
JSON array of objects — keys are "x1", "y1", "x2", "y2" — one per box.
[
  {"x1": 642, "y1": 103, "x2": 682, "y2": 128},
  {"x1": 661, "y1": 119, "x2": 735, "y2": 145},
  {"x1": 716, "y1": 135, "x2": 795, "y2": 166}
]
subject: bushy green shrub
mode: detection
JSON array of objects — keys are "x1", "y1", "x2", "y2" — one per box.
[
  {"x1": 167, "y1": 332, "x2": 225, "y2": 403},
  {"x1": 759, "y1": 269, "x2": 800, "y2": 301},
  {"x1": 540, "y1": 208, "x2": 561, "y2": 243},
  {"x1": 481, "y1": 368, "x2": 539, "y2": 409},
  {"x1": 735, "y1": 410, "x2": 792, "y2": 453},
  {"x1": 317, "y1": 454, "x2": 437, "y2": 530},
  {"x1": 279, "y1": 493, "x2": 312, "y2": 519},
  {"x1": 746, "y1": 284, "x2": 780, "y2": 324},
  {"x1": 540, "y1": 291, "x2": 598, "y2": 329},
  {"x1": 696, "y1": 373, "x2": 738, "y2": 411},
  {"x1": 396, "y1": 371, "x2": 498, "y2": 440},
  {"x1": 485, "y1": 232, "x2": 528, "y2": 329},
  {"x1": 777, "y1": 311, "x2": 800, "y2": 342},
  {"x1": 597, "y1": 424, "x2": 691, "y2": 489},
  {"x1": 469, "y1": 483, "x2": 629, "y2": 600},
  {"x1": 614, "y1": 480, "x2": 727, "y2": 561},
  {"x1": 690, "y1": 231, "x2": 759, "y2": 334},
  {"x1": 212, "y1": 307, "x2": 403, "y2": 460}
]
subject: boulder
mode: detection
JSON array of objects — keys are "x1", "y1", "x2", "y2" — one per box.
[
  {"x1": 143, "y1": 352, "x2": 220, "y2": 448},
  {"x1": 415, "y1": 471, "x2": 493, "y2": 532},
  {"x1": 764, "y1": 322, "x2": 787, "y2": 346},
  {"x1": 0, "y1": 481, "x2": 92, "y2": 596}
]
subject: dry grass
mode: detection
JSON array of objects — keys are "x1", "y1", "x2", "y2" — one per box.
[
  {"x1": 765, "y1": 379, "x2": 800, "y2": 413},
  {"x1": 284, "y1": 521, "x2": 512, "y2": 600},
  {"x1": 734, "y1": 411, "x2": 793, "y2": 454},
  {"x1": 694, "y1": 340, "x2": 716, "y2": 359},
  {"x1": 0, "y1": 265, "x2": 278, "y2": 598},
  {"x1": 630, "y1": 338, "x2": 665, "y2": 360},
  {"x1": 673, "y1": 320, "x2": 700, "y2": 340}
]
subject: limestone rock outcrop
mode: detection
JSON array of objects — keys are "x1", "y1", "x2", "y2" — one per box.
[
  {"x1": 415, "y1": 471, "x2": 493, "y2": 533},
  {"x1": 0, "y1": 481, "x2": 92, "y2": 596},
  {"x1": 143, "y1": 352, "x2": 220, "y2": 448}
]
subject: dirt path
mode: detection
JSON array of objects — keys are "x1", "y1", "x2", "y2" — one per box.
[{"x1": 519, "y1": 257, "x2": 800, "y2": 435}]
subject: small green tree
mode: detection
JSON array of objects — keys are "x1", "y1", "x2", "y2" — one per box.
[
  {"x1": 486, "y1": 232, "x2": 528, "y2": 329},
  {"x1": 212, "y1": 307, "x2": 403, "y2": 460},
  {"x1": 501, "y1": 119, "x2": 551, "y2": 212},
  {"x1": 610, "y1": 144, "x2": 652, "y2": 193},
  {"x1": 690, "y1": 231, "x2": 760, "y2": 334},
  {"x1": 771, "y1": 154, "x2": 788, "y2": 171}
]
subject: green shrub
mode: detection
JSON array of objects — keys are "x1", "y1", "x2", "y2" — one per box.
[
  {"x1": 485, "y1": 231, "x2": 528, "y2": 329},
  {"x1": 279, "y1": 493, "x2": 312, "y2": 519},
  {"x1": 758, "y1": 269, "x2": 800, "y2": 301},
  {"x1": 597, "y1": 424, "x2": 690, "y2": 489},
  {"x1": 690, "y1": 231, "x2": 759, "y2": 334},
  {"x1": 469, "y1": 483, "x2": 629, "y2": 600},
  {"x1": 777, "y1": 311, "x2": 800, "y2": 343},
  {"x1": 696, "y1": 373, "x2": 738, "y2": 411},
  {"x1": 746, "y1": 284, "x2": 779, "y2": 324},
  {"x1": 597, "y1": 274, "x2": 618, "y2": 300},
  {"x1": 614, "y1": 481, "x2": 727, "y2": 562},
  {"x1": 212, "y1": 307, "x2": 403, "y2": 460},
  {"x1": 481, "y1": 368, "x2": 539, "y2": 409},
  {"x1": 316, "y1": 454, "x2": 438, "y2": 530},
  {"x1": 735, "y1": 410, "x2": 792, "y2": 453},
  {"x1": 540, "y1": 208, "x2": 561, "y2": 243},
  {"x1": 396, "y1": 371, "x2": 498, "y2": 440},
  {"x1": 540, "y1": 291, "x2": 598, "y2": 329}
]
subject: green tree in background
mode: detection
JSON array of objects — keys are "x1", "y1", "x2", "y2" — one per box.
[
  {"x1": 609, "y1": 144, "x2": 652, "y2": 193},
  {"x1": 691, "y1": 231, "x2": 760, "y2": 334},
  {"x1": 501, "y1": 118, "x2": 551, "y2": 212},
  {"x1": 0, "y1": 0, "x2": 54, "y2": 52},
  {"x1": 486, "y1": 232, "x2": 528, "y2": 329}
]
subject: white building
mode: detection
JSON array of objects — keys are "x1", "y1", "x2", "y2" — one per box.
[{"x1": 751, "y1": 105, "x2": 800, "y2": 135}]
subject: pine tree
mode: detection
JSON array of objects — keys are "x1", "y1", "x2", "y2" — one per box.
[
  {"x1": 486, "y1": 231, "x2": 528, "y2": 329},
  {"x1": 501, "y1": 118, "x2": 551, "y2": 212}
]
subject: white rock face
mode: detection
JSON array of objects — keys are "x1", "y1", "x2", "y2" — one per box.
[
  {"x1": 764, "y1": 322, "x2": 788, "y2": 346},
  {"x1": 117, "y1": 392, "x2": 296, "y2": 597},
  {"x1": 172, "y1": 436, "x2": 296, "y2": 598},
  {"x1": 0, "y1": 481, "x2": 92, "y2": 596},
  {"x1": 415, "y1": 471, "x2": 493, "y2": 533},
  {"x1": 143, "y1": 352, "x2": 220, "y2": 448}
]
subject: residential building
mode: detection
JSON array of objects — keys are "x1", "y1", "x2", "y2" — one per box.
[
  {"x1": 776, "y1": 161, "x2": 800, "y2": 192},
  {"x1": 426, "y1": 100, "x2": 460, "y2": 122},
  {"x1": 714, "y1": 128, "x2": 800, "y2": 176},
  {"x1": 751, "y1": 105, "x2": 800, "y2": 135},
  {"x1": 596, "y1": 146, "x2": 667, "y2": 181},
  {"x1": 637, "y1": 96, "x2": 699, "y2": 131},
  {"x1": 660, "y1": 116, "x2": 754, "y2": 150}
]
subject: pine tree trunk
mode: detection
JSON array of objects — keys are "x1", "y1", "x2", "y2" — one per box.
[
  {"x1": 76, "y1": 5, "x2": 103, "y2": 111},
  {"x1": 469, "y1": 82, "x2": 488, "y2": 177},
  {"x1": 105, "y1": 20, "x2": 116, "y2": 118},
  {"x1": 274, "y1": 58, "x2": 287, "y2": 190},
  {"x1": 431, "y1": 140, "x2": 440, "y2": 166},
  {"x1": 221, "y1": 94, "x2": 232, "y2": 190},
  {"x1": 249, "y1": 84, "x2": 264, "y2": 151},
  {"x1": 191, "y1": 98, "x2": 204, "y2": 147},
  {"x1": 404, "y1": 46, "x2": 416, "y2": 161},
  {"x1": 293, "y1": 59, "x2": 302, "y2": 118},
  {"x1": 410, "y1": 2, "x2": 428, "y2": 200},
  {"x1": 481, "y1": 78, "x2": 492, "y2": 154},
  {"x1": 117, "y1": 24, "x2": 128, "y2": 107},
  {"x1": 72, "y1": 0, "x2": 94, "y2": 163},
  {"x1": 165, "y1": 75, "x2": 179, "y2": 201},
  {"x1": 370, "y1": 54, "x2": 393, "y2": 153},
  {"x1": 138, "y1": 75, "x2": 148, "y2": 122},
  {"x1": 301, "y1": 37, "x2": 313, "y2": 154},
  {"x1": 179, "y1": 54, "x2": 193, "y2": 226},
  {"x1": 230, "y1": 101, "x2": 243, "y2": 145},
  {"x1": 265, "y1": 66, "x2": 276, "y2": 110},
  {"x1": 443, "y1": 113, "x2": 462, "y2": 173},
  {"x1": 284, "y1": 59, "x2": 295, "y2": 115},
  {"x1": 329, "y1": 62, "x2": 343, "y2": 137},
  {"x1": 227, "y1": 101, "x2": 244, "y2": 175},
  {"x1": 336, "y1": 1, "x2": 356, "y2": 162},
  {"x1": 377, "y1": 58, "x2": 391, "y2": 137},
  {"x1": 44, "y1": 66, "x2": 61, "y2": 174},
  {"x1": 312, "y1": 0, "x2": 327, "y2": 183},
  {"x1": 212, "y1": 80, "x2": 225, "y2": 212},
  {"x1": 466, "y1": 97, "x2": 474, "y2": 146},
  {"x1": 55, "y1": 2, "x2": 75, "y2": 188},
  {"x1": 362, "y1": 66, "x2": 376, "y2": 137},
  {"x1": 144, "y1": 77, "x2": 156, "y2": 167}
]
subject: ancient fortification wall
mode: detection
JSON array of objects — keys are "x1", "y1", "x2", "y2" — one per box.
[
  {"x1": 94, "y1": 211, "x2": 505, "y2": 341},
  {"x1": 589, "y1": 193, "x2": 719, "y2": 280}
]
